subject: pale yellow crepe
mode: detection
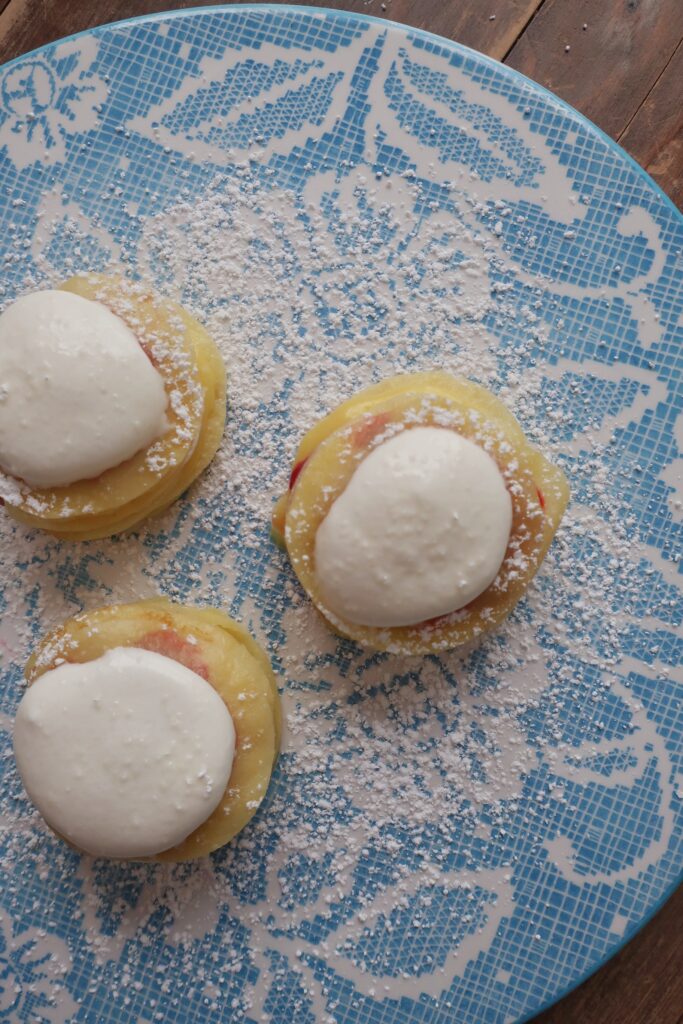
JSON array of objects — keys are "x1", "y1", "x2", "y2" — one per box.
[
  {"x1": 272, "y1": 372, "x2": 569, "y2": 655},
  {"x1": 2, "y1": 276, "x2": 226, "y2": 540},
  {"x1": 26, "y1": 599, "x2": 280, "y2": 862}
]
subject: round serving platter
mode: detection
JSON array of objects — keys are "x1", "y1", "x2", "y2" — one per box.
[{"x1": 0, "y1": 6, "x2": 680, "y2": 1023}]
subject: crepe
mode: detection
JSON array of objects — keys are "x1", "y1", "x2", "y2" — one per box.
[
  {"x1": 3, "y1": 275, "x2": 226, "y2": 541},
  {"x1": 272, "y1": 372, "x2": 569, "y2": 654},
  {"x1": 25, "y1": 599, "x2": 280, "y2": 861}
]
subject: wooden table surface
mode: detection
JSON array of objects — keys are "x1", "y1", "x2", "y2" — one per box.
[{"x1": 0, "y1": 1, "x2": 681, "y2": 1022}]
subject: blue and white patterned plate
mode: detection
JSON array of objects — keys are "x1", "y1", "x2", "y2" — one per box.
[{"x1": 0, "y1": 6, "x2": 681, "y2": 1024}]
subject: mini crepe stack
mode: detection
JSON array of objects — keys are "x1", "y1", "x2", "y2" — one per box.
[
  {"x1": 25, "y1": 598, "x2": 281, "y2": 861},
  {"x1": 272, "y1": 372, "x2": 570, "y2": 655},
  {"x1": 1, "y1": 274, "x2": 226, "y2": 541}
]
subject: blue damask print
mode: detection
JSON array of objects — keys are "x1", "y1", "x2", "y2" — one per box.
[
  {"x1": 0, "y1": 8, "x2": 680, "y2": 1024},
  {"x1": 0, "y1": 36, "x2": 105, "y2": 168}
]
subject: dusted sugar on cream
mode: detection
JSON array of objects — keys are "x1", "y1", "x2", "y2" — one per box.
[
  {"x1": 314, "y1": 426, "x2": 512, "y2": 628},
  {"x1": 13, "y1": 647, "x2": 235, "y2": 858},
  {"x1": 0, "y1": 290, "x2": 168, "y2": 488}
]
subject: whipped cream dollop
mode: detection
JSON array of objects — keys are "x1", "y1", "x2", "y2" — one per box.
[
  {"x1": 13, "y1": 647, "x2": 235, "y2": 859},
  {"x1": 315, "y1": 426, "x2": 512, "y2": 628},
  {"x1": 0, "y1": 290, "x2": 168, "y2": 488}
]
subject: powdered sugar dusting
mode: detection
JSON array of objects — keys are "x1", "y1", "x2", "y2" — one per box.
[{"x1": 0, "y1": 158, "x2": 679, "y2": 1023}]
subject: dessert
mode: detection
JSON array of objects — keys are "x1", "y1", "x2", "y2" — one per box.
[
  {"x1": 272, "y1": 372, "x2": 569, "y2": 654},
  {"x1": 0, "y1": 275, "x2": 226, "y2": 540},
  {"x1": 14, "y1": 599, "x2": 280, "y2": 861}
]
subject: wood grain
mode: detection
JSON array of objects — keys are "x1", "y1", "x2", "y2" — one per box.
[
  {"x1": 620, "y1": 38, "x2": 683, "y2": 208},
  {"x1": 0, "y1": 0, "x2": 542, "y2": 64},
  {"x1": 506, "y1": 0, "x2": 683, "y2": 139},
  {"x1": 0, "y1": 2, "x2": 680, "y2": 1023}
]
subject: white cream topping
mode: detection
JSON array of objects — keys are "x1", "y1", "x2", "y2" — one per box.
[
  {"x1": 13, "y1": 647, "x2": 235, "y2": 859},
  {"x1": 0, "y1": 290, "x2": 168, "y2": 488},
  {"x1": 314, "y1": 426, "x2": 512, "y2": 628}
]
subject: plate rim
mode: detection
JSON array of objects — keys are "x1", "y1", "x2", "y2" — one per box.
[
  {"x1": 0, "y1": 5, "x2": 681, "y2": 1024},
  {"x1": 517, "y1": 873, "x2": 683, "y2": 1022},
  {"x1": 0, "y1": 2, "x2": 680, "y2": 225}
]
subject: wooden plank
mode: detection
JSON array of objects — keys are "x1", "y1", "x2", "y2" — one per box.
[
  {"x1": 338, "y1": 0, "x2": 544, "y2": 59},
  {"x1": 0, "y1": 0, "x2": 543, "y2": 65},
  {"x1": 620, "y1": 39, "x2": 683, "y2": 209},
  {"x1": 506, "y1": 0, "x2": 683, "y2": 139},
  {"x1": 535, "y1": 882, "x2": 683, "y2": 1024}
]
